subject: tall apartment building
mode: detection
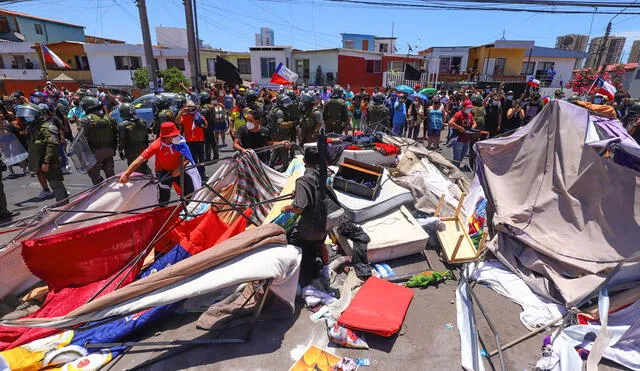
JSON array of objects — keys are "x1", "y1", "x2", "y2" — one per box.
[
  {"x1": 255, "y1": 27, "x2": 274, "y2": 47},
  {"x1": 556, "y1": 34, "x2": 589, "y2": 68},
  {"x1": 585, "y1": 36, "x2": 626, "y2": 68},
  {"x1": 628, "y1": 40, "x2": 640, "y2": 64}
]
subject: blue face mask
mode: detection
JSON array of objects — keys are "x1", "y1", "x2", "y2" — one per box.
[
  {"x1": 492, "y1": 101, "x2": 499, "y2": 106},
  {"x1": 464, "y1": 108, "x2": 472, "y2": 114},
  {"x1": 594, "y1": 98, "x2": 603, "y2": 104}
]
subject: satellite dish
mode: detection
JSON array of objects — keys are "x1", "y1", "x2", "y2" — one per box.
[{"x1": 13, "y1": 32, "x2": 25, "y2": 41}]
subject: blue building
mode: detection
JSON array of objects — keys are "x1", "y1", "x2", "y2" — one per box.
[
  {"x1": 0, "y1": 8, "x2": 85, "y2": 43},
  {"x1": 341, "y1": 33, "x2": 375, "y2": 52}
]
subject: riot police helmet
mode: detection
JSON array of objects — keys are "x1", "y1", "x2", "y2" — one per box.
[
  {"x1": 372, "y1": 93, "x2": 385, "y2": 105},
  {"x1": 174, "y1": 94, "x2": 187, "y2": 110},
  {"x1": 119, "y1": 103, "x2": 136, "y2": 119},
  {"x1": 198, "y1": 91, "x2": 211, "y2": 105},
  {"x1": 80, "y1": 96, "x2": 101, "y2": 113},
  {"x1": 277, "y1": 94, "x2": 292, "y2": 107},
  {"x1": 15, "y1": 103, "x2": 44, "y2": 125}
]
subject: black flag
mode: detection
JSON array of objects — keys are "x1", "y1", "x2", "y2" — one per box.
[
  {"x1": 215, "y1": 56, "x2": 243, "y2": 84},
  {"x1": 404, "y1": 63, "x2": 422, "y2": 81}
]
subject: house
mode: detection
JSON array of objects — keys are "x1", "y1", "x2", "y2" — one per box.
[
  {"x1": 467, "y1": 40, "x2": 534, "y2": 82},
  {"x1": 0, "y1": 8, "x2": 85, "y2": 43},
  {"x1": 374, "y1": 37, "x2": 396, "y2": 53},
  {"x1": 419, "y1": 46, "x2": 471, "y2": 74},
  {"x1": 249, "y1": 45, "x2": 292, "y2": 86},
  {"x1": 521, "y1": 46, "x2": 588, "y2": 88},
  {"x1": 341, "y1": 34, "x2": 375, "y2": 52},
  {"x1": 0, "y1": 41, "x2": 42, "y2": 77},
  {"x1": 291, "y1": 48, "x2": 339, "y2": 86},
  {"x1": 84, "y1": 43, "x2": 191, "y2": 87},
  {"x1": 199, "y1": 49, "x2": 252, "y2": 83},
  {"x1": 628, "y1": 66, "x2": 640, "y2": 98},
  {"x1": 337, "y1": 49, "x2": 383, "y2": 89}
]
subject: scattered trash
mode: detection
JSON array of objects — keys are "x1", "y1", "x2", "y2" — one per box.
[
  {"x1": 373, "y1": 263, "x2": 396, "y2": 278},
  {"x1": 310, "y1": 306, "x2": 329, "y2": 322},
  {"x1": 444, "y1": 323, "x2": 455, "y2": 329},
  {"x1": 405, "y1": 270, "x2": 453, "y2": 288},
  {"x1": 332, "y1": 357, "x2": 359, "y2": 371},
  {"x1": 355, "y1": 358, "x2": 371, "y2": 366},
  {"x1": 480, "y1": 349, "x2": 488, "y2": 357},
  {"x1": 326, "y1": 317, "x2": 369, "y2": 349},
  {"x1": 289, "y1": 345, "x2": 342, "y2": 371}
]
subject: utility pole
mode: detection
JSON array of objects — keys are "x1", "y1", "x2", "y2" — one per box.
[
  {"x1": 594, "y1": 21, "x2": 612, "y2": 69},
  {"x1": 183, "y1": 0, "x2": 199, "y2": 89},
  {"x1": 193, "y1": 0, "x2": 202, "y2": 88},
  {"x1": 136, "y1": 0, "x2": 157, "y2": 91}
]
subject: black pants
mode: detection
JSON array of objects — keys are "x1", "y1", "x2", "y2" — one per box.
[
  {"x1": 157, "y1": 169, "x2": 196, "y2": 204},
  {"x1": 187, "y1": 141, "x2": 206, "y2": 180},
  {"x1": 204, "y1": 130, "x2": 219, "y2": 161},
  {"x1": 294, "y1": 239, "x2": 323, "y2": 286}
]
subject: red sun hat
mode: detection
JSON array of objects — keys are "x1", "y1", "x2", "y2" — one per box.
[
  {"x1": 159, "y1": 122, "x2": 180, "y2": 138},
  {"x1": 463, "y1": 100, "x2": 473, "y2": 108}
]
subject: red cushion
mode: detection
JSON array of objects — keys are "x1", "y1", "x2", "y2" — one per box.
[{"x1": 338, "y1": 276, "x2": 413, "y2": 337}]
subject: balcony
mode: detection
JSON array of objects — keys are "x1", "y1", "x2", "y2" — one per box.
[{"x1": 0, "y1": 69, "x2": 44, "y2": 80}]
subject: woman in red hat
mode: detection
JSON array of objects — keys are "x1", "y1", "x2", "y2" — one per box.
[
  {"x1": 448, "y1": 100, "x2": 477, "y2": 168},
  {"x1": 119, "y1": 121, "x2": 199, "y2": 203}
]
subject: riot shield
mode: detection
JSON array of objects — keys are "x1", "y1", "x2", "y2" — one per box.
[
  {"x1": 0, "y1": 130, "x2": 28, "y2": 166},
  {"x1": 68, "y1": 127, "x2": 97, "y2": 174}
]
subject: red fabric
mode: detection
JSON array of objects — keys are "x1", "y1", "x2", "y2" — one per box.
[
  {"x1": 0, "y1": 259, "x2": 142, "y2": 350},
  {"x1": 374, "y1": 143, "x2": 400, "y2": 155},
  {"x1": 451, "y1": 110, "x2": 475, "y2": 143},
  {"x1": 180, "y1": 114, "x2": 205, "y2": 142},
  {"x1": 338, "y1": 276, "x2": 413, "y2": 337},
  {"x1": 21, "y1": 207, "x2": 178, "y2": 290},
  {"x1": 141, "y1": 138, "x2": 182, "y2": 172},
  {"x1": 270, "y1": 73, "x2": 292, "y2": 85},
  {"x1": 214, "y1": 209, "x2": 252, "y2": 245},
  {"x1": 179, "y1": 211, "x2": 228, "y2": 255},
  {"x1": 345, "y1": 144, "x2": 360, "y2": 150}
]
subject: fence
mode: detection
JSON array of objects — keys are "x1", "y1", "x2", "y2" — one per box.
[
  {"x1": 295, "y1": 71, "x2": 338, "y2": 86},
  {"x1": 382, "y1": 71, "x2": 471, "y2": 89},
  {"x1": 478, "y1": 75, "x2": 527, "y2": 83}
]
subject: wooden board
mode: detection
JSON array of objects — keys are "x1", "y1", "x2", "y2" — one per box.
[
  {"x1": 262, "y1": 169, "x2": 304, "y2": 224},
  {"x1": 436, "y1": 217, "x2": 480, "y2": 264}
]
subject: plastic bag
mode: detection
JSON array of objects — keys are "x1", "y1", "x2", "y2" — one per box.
[{"x1": 326, "y1": 317, "x2": 368, "y2": 349}]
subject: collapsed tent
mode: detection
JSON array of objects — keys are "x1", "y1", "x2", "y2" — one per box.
[{"x1": 475, "y1": 100, "x2": 640, "y2": 308}]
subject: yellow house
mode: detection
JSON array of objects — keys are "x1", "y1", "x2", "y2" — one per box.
[
  {"x1": 467, "y1": 40, "x2": 534, "y2": 81},
  {"x1": 199, "y1": 49, "x2": 251, "y2": 82}
]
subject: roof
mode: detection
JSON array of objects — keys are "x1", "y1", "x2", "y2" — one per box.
[
  {"x1": 374, "y1": 36, "x2": 397, "y2": 40},
  {"x1": 528, "y1": 46, "x2": 588, "y2": 58},
  {"x1": 604, "y1": 62, "x2": 638, "y2": 72},
  {"x1": 0, "y1": 8, "x2": 84, "y2": 28}
]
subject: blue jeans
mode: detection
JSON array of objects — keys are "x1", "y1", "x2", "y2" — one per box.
[
  {"x1": 392, "y1": 123, "x2": 405, "y2": 136},
  {"x1": 452, "y1": 140, "x2": 470, "y2": 168}
]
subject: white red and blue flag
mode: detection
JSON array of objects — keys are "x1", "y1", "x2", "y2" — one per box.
[
  {"x1": 270, "y1": 63, "x2": 298, "y2": 85},
  {"x1": 41, "y1": 44, "x2": 71, "y2": 69},
  {"x1": 590, "y1": 77, "x2": 617, "y2": 101}
]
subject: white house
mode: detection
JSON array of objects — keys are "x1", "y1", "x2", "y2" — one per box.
[
  {"x1": 84, "y1": 43, "x2": 191, "y2": 87},
  {"x1": 419, "y1": 46, "x2": 470, "y2": 74},
  {"x1": 249, "y1": 45, "x2": 292, "y2": 86},
  {"x1": 0, "y1": 41, "x2": 43, "y2": 80},
  {"x1": 291, "y1": 48, "x2": 339, "y2": 86},
  {"x1": 522, "y1": 46, "x2": 588, "y2": 88}
]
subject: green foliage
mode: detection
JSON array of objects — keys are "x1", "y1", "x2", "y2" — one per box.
[
  {"x1": 162, "y1": 67, "x2": 190, "y2": 93},
  {"x1": 132, "y1": 67, "x2": 149, "y2": 89}
]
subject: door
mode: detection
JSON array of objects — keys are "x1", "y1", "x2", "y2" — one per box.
[
  {"x1": 484, "y1": 58, "x2": 496, "y2": 75},
  {"x1": 362, "y1": 40, "x2": 369, "y2": 51}
]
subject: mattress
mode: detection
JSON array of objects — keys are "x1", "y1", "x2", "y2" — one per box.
[
  {"x1": 303, "y1": 142, "x2": 397, "y2": 166},
  {"x1": 331, "y1": 169, "x2": 413, "y2": 223},
  {"x1": 337, "y1": 206, "x2": 429, "y2": 263}
]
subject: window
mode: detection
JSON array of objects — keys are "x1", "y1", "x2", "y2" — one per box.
[
  {"x1": 114, "y1": 56, "x2": 142, "y2": 70},
  {"x1": 439, "y1": 57, "x2": 451, "y2": 74},
  {"x1": 0, "y1": 18, "x2": 10, "y2": 33},
  {"x1": 286, "y1": 57, "x2": 289, "y2": 69},
  {"x1": 206, "y1": 58, "x2": 215, "y2": 76},
  {"x1": 344, "y1": 40, "x2": 354, "y2": 49},
  {"x1": 362, "y1": 40, "x2": 369, "y2": 51},
  {"x1": 379, "y1": 43, "x2": 389, "y2": 53},
  {"x1": 166, "y1": 58, "x2": 185, "y2": 70},
  {"x1": 34, "y1": 24, "x2": 43, "y2": 35},
  {"x1": 74, "y1": 56, "x2": 89, "y2": 70},
  {"x1": 636, "y1": 69, "x2": 640, "y2": 80},
  {"x1": 521, "y1": 62, "x2": 535, "y2": 75},
  {"x1": 366, "y1": 60, "x2": 381, "y2": 73},
  {"x1": 237, "y1": 58, "x2": 251, "y2": 74},
  {"x1": 296, "y1": 59, "x2": 310, "y2": 78},
  {"x1": 389, "y1": 60, "x2": 404, "y2": 72},
  {"x1": 451, "y1": 57, "x2": 462, "y2": 73},
  {"x1": 494, "y1": 58, "x2": 506, "y2": 75},
  {"x1": 154, "y1": 58, "x2": 159, "y2": 70},
  {"x1": 535, "y1": 61, "x2": 554, "y2": 80},
  {"x1": 260, "y1": 57, "x2": 276, "y2": 78},
  {"x1": 13, "y1": 55, "x2": 25, "y2": 68}
]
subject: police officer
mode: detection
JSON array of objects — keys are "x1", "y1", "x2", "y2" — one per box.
[
  {"x1": 16, "y1": 103, "x2": 68, "y2": 202},
  {"x1": 152, "y1": 95, "x2": 174, "y2": 137},
  {"x1": 323, "y1": 88, "x2": 348, "y2": 134},
  {"x1": 365, "y1": 93, "x2": 390, "y2": 133},
  {"x1": 623, "y1": 103, "x2": 640, "y2": 131},
  {"x1": 268, "y1": 94, "x2": 295, "y2": 170},
  {"x1": 286, "y1": 91, "x2": 301, "y2": 156},
  {"x1": 79, "y1": 96, "x2": 118, "y2": 185},
  {"x1": 299, "y1": 94, "x2": 324, "y2": 144},
  {"x1": 198, "y1": 91, "x2": 219, "y2": 161},
  {"x1": 117, "y1": 102, "x2": 150, "y2": 175}
]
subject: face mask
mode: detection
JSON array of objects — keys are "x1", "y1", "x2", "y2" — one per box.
[
  {"x1": 171, "y1": 136, "x2": 181, "y2": 145},
  {"x1": 246, "y1": 122, "x2": 255, "y2": 130},
  {"x1": 492, "y1": 101, "x2": 499, "y2": 106},
  {"x1": 464, "y1": 108, "x2": 472, "y2": 114},
  {"x1": 23, "y1": 116, "x2": 36, "y2": 123},
  {"x1": 32, "y1": 98, "x2": 40, "y2": 104},
  {"x1": 507, "y1": 95, "x2": 513, "y2": 100},
  {"x1": 594, "y1": 98, "x2": 602, "y2": 104}
]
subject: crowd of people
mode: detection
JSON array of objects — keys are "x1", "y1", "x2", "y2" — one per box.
[{"x1": 0, "y1": 78, "x2": 638, "y2": 222}]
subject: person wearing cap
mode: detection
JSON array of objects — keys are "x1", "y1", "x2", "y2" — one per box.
[
  {"x1": 233, "y1": 109, "x2": 290, "y2": 163},
  {"x1": 448, "y1": 100, "x2": 477, "y2": 168},
  {"x1": 119, "y1": 122, "x2": 198, "y2": 204},
  {"x1": 175, "y1": 100, "x2": 207, "y2": 180}
]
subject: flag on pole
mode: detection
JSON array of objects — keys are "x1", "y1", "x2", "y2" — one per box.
[
  {"x1": 589, "y1": 77, "x2": 617, "y2": 101},
  {"x1": 270, "y1": 63, "x2": 298, "y2": 85},
  {"x1": 41, "y1": 44, "x2": 71, "y2": 69},
  {"x1": 527, "y1": 77, "x2": 540, "y2": 88}
]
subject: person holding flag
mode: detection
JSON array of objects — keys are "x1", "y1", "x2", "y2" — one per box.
[
  {"x1": 589, "y1": 77, "x2": 617, "y2": 102},
  {"x1": 119, "y1": 122, "x2": 201, "y2": 204}
]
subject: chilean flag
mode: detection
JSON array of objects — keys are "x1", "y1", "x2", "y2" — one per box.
[
  {"x1": 270, "y1": 63, "x2": 298, "y2": 85},
  {"x1": 527, "y1": 77, "x2": 540, "y2": 88},
  {"x1": 589, "y1": 77, "x2": 617, "y2": 101},
  {"x1": 41, "y1": 44, "x2": 71, "y2": 69}
]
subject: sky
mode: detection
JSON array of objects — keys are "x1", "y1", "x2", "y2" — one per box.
[{"x1": 5, "y1": 0, "x2": 640, "y2": 62}]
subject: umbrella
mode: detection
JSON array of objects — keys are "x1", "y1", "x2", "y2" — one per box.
[
  {"x1": 420, "y1": 88, "x2": 437, "y2": 95},
  {"x1": 395, "y1": 85, "x2": 414, "y2": 94},
  {"x1": 410, "y1": 92, "x2": 429, "y2": 101}
]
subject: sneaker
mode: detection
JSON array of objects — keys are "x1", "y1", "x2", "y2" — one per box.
[{"x1": 36, "y1": 190, "x2": 53, "y2": 199}]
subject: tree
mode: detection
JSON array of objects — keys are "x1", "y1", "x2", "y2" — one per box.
[
  {"x1": 566, "y1": 65, "x2": 626, "y2": 96},
  {"x1": 162, "y1": 67, "x2": 190, "y2": 92},
  {"x1": 132, "y1": 67, "x2": 149, "y2": 89}
]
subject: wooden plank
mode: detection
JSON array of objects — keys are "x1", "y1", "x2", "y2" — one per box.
[
  {"x1": 436, "y1": 218, "x2": 479, "y2": 264},
  {"x1": 434, "y1": 194, "x2": 445, "y2": 217},
  {"x1": 262, "y1": 170, "x2": 304, "y2": 224},
  {"x1": 339, "y1": 162, "x2": 383, "y2": 177}
]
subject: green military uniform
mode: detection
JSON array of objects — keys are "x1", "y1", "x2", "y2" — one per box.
[
  {"x1": 366, "y1": 103, "x2": 390, "y2": 132},
  {"x1": 299, "y1": 106, "x2": 324, "y2": 144},
  {"x1": 81, "y1": 109, "x2": 118, "y2": 185},
  {"x1": 28, "y1": 119, "x2": 68, "y2": 202},
  {"x1": 323, "y1": 97, "x2": 348, "y2": 134},
  {"x1": 200, "y1": 102, "x2": 220, "y2": 161},
  {"x1": 118, "y1": 117, "x2": 150, "y2": 175}
]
